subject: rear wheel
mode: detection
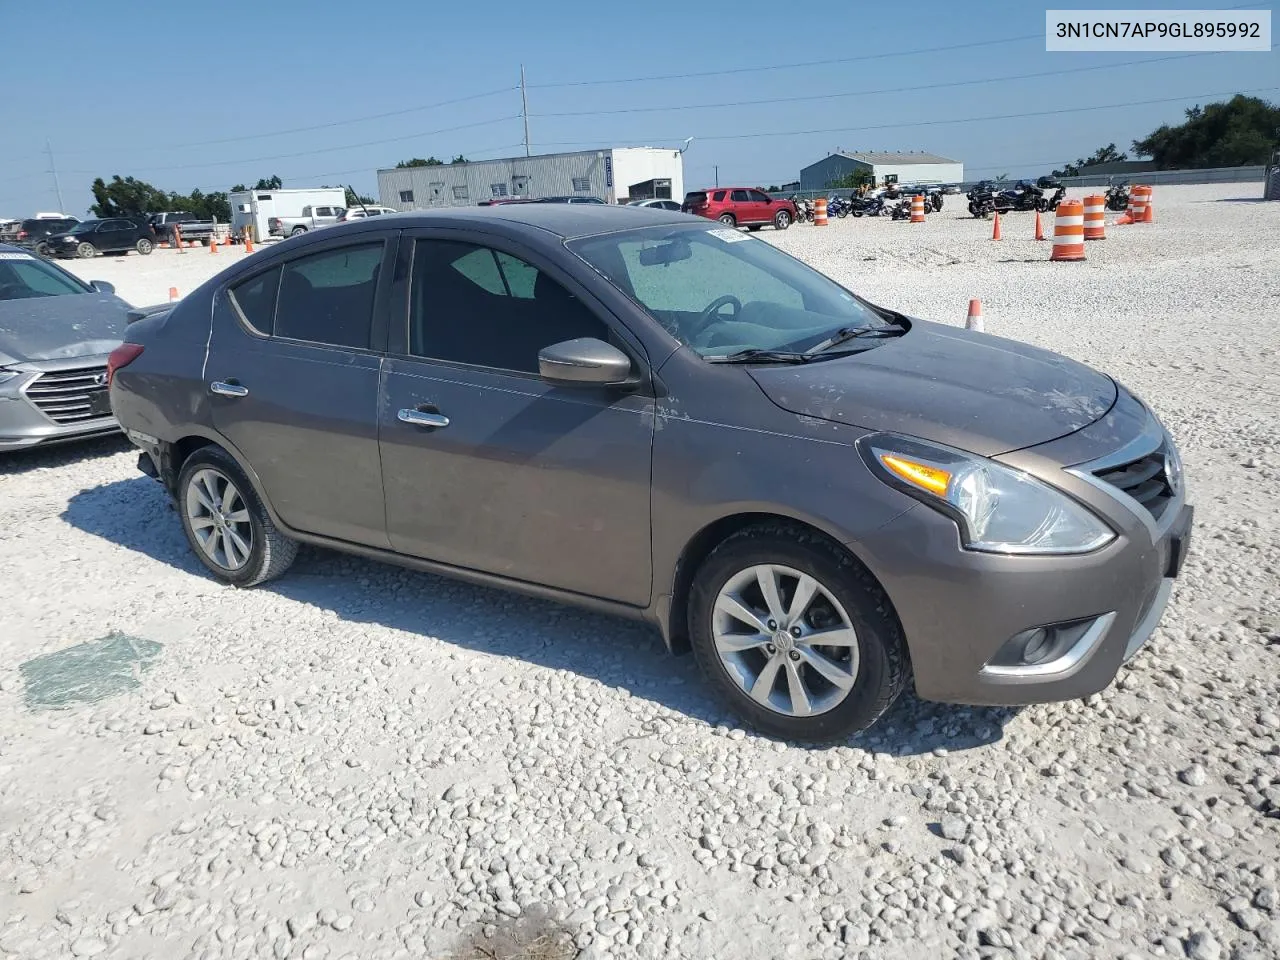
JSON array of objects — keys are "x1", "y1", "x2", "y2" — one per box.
[
  {"x1": 76, "y1": 242, "x2": 96, "y2": 259},
  {"x1": 136, "y1": 238, "x2": 154, "y2": 255},
  {"x1": 773, "y1": 210, "x2": 791, "y2": 230},
  {"x1": 177, "y1": 446, "x2": 298, "y2": 588},
  {"x1": 689, "y1": 523, "x2": 910, "y2": 742},
  {"x1": 290, "y1": 226, "x2": 307, "y2": 237}
]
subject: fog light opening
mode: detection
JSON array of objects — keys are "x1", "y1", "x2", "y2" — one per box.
[{"x1": 1021, "y1": 628, "x2": 1052, "y2": 664}]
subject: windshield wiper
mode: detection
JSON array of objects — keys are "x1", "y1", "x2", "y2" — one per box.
[
  {"x1": 804, "y1": 324, "x2": 904, "y2": 355},
  {"x1": 707, "y1": 348, "x2": 819, "y2": 364}
]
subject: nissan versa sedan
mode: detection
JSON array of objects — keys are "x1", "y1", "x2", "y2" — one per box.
[
  {"x1": 108, "y1": 206, "x2": 1192, "y2": 741},
  {"x1": 0, "y1": 245, "x2": 131, "y2": 450}
]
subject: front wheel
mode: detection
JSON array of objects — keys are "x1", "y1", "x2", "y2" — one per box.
[
  {"x1": 34, "y1": 241, "x2": 51, "y2": 256},
  {"x1": 689, "y1": 523, "x2": 910, "y2": 742},
  {"x1": 136, "y1": 238, "x2": 154, "y2": 255},
  {"x1": 836, "y1": 207, "x2": 848, "y2": 218},
  {"x1": 177, "y1": 446, "x2": 298, "y2": 588},
  {"x1": 773, "y1": 210, "x2": 791, "y2": 230},
  {"x1": 76, "y1": 242, "x2": 96, "y2": 259}
]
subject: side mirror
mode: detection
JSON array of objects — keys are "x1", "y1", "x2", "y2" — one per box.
[
  {"x1": 90, "y1": 280, "x2": 115, "y2": 295},
  {"x1": 538, "y1": 337, "x2": 635, "y2": 387}
]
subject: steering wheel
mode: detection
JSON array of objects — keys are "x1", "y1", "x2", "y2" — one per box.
[{"x1": 689, "y1": 294, "x2": 742, "y2": 338}]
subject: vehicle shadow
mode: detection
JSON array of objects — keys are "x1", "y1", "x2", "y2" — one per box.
[
  {"x1": 1206, "y1": 197, "x2": 1271, "y2": 204},
  {"x1": 63, "y1": 476, "x2": 1016, "y2": 754},
  {"x1": 0, "y1": 433, "x2": 133, "y2": 477}
]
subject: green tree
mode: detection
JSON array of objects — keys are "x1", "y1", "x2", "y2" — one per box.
[
  {"x1": 254, "y1": 175, "x2": 284, "y2": 190},
  {"x1": 828, "y1": 169, "x2": 874, "y2": 191},
  {"x1": 1052, "y1": 143, "x2": 1128, "y2": 178},
  {"x1": 396, "y1": 157, "x2": 442, "y2": 168},
  {"x1": 1132, "y1": 94, "x2": 1280, "y2": 168},
  {"x1": 89, "y1": 175, "x2": 170, "y2": 217},
  {"x1": 344, "y1": 188, "x2": 377, "y2": 206},
  {"x1": 450, "y1": 155, "x2": 468, "y2": 164}
]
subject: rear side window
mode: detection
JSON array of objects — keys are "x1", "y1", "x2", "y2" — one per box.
[
  {"x1": 730, "y1": 190, "x2": 750, "y2": 202},
  {"x1": 712, "y1": 191, "x2": 726, "y2": 201},
  {"x1": 684, "y1": 193, "x2": 706, "y2": 205},
  {"x1": 275, "y1": 242, "x2": 383, "y2": 349},
  {"x1": 229, "y1": 266, "x2": 282, "y2": 334}
]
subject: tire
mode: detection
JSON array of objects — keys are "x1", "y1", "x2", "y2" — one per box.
[
  {"x1": 136, "y1": 238, "x2": 154, "y2": 255},
  {"x1": 717, "y1": 213, "x2": 736, "y2": 226},
  {"x1": 177, "y1": 446, "x2": 298, "y2": 588},
  {"x1": 34, "y1": 242, "x2": 50, "y2": 257},
  {"x1": 290, "y1": 226, "x2": 307, "y2": 237},
  {"x1": 836, "y1": 207, "x2": 848, "y2": 219},
  {"x1": 76, "y1": 242, "x2": 96, "y2": 259},
  {"x1": 688, "y1": 522, "x2": 910, "y2": 742},
  {"x1": 773, "y1": 210, "x2": 791, "y2": 230}
]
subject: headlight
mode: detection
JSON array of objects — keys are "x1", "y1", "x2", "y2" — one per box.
[
  {"x1": 858, "y1": 433, "x2": 1114, "y2": 555},
  {"x1": 0, "y1": 369, "x2": 18, "y2": 385}
]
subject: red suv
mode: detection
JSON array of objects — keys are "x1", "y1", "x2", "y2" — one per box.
[{"x1": 681, "y1": 188, "x2": 796, "y2": 230}]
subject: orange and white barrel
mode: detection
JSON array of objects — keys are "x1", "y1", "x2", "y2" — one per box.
[
  {"x1": 1129, "y1": 185, "x2": 1150, "y2": 223},
  {"x1": 1083, "y1": 195, "x2": 1106, "y2": 240},
  {"x1": 1141, "y1": 185, "x2": 1155, "y2": 222},
  {"x1": 813, "y1": 198, "x2": 828, "y2": 226},
  {"x1": 910, "y1": 194, "x2": 925, "y2": 223},
  {"x1": 1051, "y1": 199, "x2": 1086, "y2": 262}
]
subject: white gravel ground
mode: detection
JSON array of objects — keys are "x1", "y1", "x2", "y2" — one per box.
[{"x1": 3, "y1": 184, "x2": 1279, "y2": 960}]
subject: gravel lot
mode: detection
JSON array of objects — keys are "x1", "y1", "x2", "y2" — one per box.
[{"x1": 4, "y1": 184, "x2": 1278, "y2": 960}]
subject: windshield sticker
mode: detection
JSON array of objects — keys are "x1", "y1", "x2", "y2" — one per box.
[
  {"x1": 0, "y1": 252, "x2": 36, "y2": 260},
  {"x1": 706, "y1": 228, "x2": 751, "y2": 243}
]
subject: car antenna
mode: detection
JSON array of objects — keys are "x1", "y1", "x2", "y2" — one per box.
[{"x1": 346, "y1": 184, "x2": 370, "y2": 217}]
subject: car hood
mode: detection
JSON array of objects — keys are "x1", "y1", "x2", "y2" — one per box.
[
  {"x1": 746, "y1": 319, "x2": 1116, "y2": 457},
  {"x1": 0, "y1": 293, "x2": 132, "y2": 364}
]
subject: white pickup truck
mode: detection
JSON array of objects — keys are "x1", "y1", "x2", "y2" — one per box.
[{"x1": 269, "y1": 204, "x2": 346, "y2": 237}]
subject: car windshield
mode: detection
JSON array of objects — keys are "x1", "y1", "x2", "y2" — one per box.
[
  {"x1": 568, "y1": 224, "x2": 886, "y2": 356},
  {"x1": 68, "y1": 221, "x2": 99, "y2": 235},
  {"x1": 0, "y1": 253, "x2": 89, "y2": 299}
]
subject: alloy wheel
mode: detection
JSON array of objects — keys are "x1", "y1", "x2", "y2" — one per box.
[
  {"x1": 712, "y1": 564, "x2": 860, "y2": 717},
  {"x1": 185, "y1": 468, "x2": 254, "y2": 571}
]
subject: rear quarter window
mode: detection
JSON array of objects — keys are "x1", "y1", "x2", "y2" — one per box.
[{"x1": 228, "y1": 265, "x2": 282, "y2": 335}]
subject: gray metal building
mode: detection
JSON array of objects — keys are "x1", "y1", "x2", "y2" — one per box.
[
  {"x1": 377, "y1": 147, "x2": 684, "y2": 209},
  {"x1": 799, "y1": 151, "x2": 964, "y2": 191}
]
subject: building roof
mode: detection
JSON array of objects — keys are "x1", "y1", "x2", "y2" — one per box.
[{"x1": 836, "y1": 151, "x2": 960, "y2": 165}]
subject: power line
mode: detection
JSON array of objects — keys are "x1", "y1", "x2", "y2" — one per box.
[
  {"x1": 526, "y1": 34, "x2": 1044, "y2": 89},
  {"x1": 527, "y1": 85, "x2": 1279, "y2": 147},
  {"x1": 530, "y1": 51, "x2": 1240, "y2": 119}
]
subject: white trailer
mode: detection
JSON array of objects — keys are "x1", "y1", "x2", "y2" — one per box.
[{"x1": 230, "y1": 187, "x2": 347, "y2": 242}]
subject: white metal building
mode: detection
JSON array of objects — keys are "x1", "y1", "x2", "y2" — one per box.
[
  {"x1": 799, "y1": 152, "x2": 964, "y2": 191},
  {"x1": 377, "y1": 147, "x2": 685, "y2": 209},
  {"x1": 230, "y1": 187, "x2": 348, "y2": 241}
]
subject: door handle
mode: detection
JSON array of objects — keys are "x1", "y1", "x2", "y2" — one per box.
[
  {"x1": 210, "y1": 380, "x2": 249, "y2": 398},
  {"x1": 398, "y1": 407, "x2": 450, "y2": 429}
]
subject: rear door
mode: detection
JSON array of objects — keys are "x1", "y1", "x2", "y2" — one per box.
[
  {"x1": 729, "y1": 189, "x2": 754, "y2": 223},
  {"x1": 377, "y1": 230, "x2": 655, "y2": 605},
  {"x1": 97, "y1": 220, "x2": 132, "y2": 252},
  {"x1": 204, "y1": 232, "x2": 395, "y2": 547}
]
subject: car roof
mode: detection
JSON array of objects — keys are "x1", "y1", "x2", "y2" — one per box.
[{"x1": 366, "y1": 204, "x2": 692, "y2": 240}]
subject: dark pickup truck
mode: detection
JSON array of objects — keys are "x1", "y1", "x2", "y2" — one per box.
[{"x1": 148, "y1": 212, "x2": 216, "y2": 245}]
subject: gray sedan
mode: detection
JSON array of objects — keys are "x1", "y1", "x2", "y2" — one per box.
[
  {"x1": 108, "y1": 206, "x2": 1192, "y2": 741},
  {"x1": 0, "y1": 246, "x2": 131, "y2": 451}
]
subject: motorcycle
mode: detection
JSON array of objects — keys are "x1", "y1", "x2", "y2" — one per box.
[
  {"x1": 790, "y1": 197, "x2": 814, "y2": 222},
  {"x1": 888, "y1": 198, "x2": 914, "y2": 220},
  {"x1": 1104, "y1": 180, "x2": 1130, "y2": 212},
  {"x1": 849, "y1": 195, "x2": 887, "y2": 217},
  {"x1": 1035, "y1": 176, "x2": 1066, "y2": 212},
  {"x1": 826, "y1": 196, "x2": 851, "y2": 218},
  {"x1": 967, "y1": 180, "x2": 1046, "y2": 218}
]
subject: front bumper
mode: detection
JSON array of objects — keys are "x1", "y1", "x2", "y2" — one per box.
[
  {"x1": 0, "y1": 357, "x2": 119, "y2": 451},
  {"x1": 854, "y1": 393, "x2": 1191, "y2": 706}
]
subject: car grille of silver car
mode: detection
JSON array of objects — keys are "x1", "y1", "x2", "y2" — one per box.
[
  {"x1": 25, "y1": 366, "x2": 110, "y2": 424},
  {"x1": 1092, "y1": 445, "x2": 1174, "y2": 522}
]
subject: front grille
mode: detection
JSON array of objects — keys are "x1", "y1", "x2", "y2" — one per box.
[
  {"x1": 25, "y1": 366, "x2": 110, "y2": 424},
  {"x1": 1093, "y1": 445, "x2": 1174, "y2": 522}
]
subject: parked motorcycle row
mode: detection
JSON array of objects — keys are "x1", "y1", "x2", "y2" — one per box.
[
  {"x1": 788, "y1": 188, "x2": 946, "y2": 223},
  {"x1": 966, "y1": 177, "x2": 1068, "y2": 219}
]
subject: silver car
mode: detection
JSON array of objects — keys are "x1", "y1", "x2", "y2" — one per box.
[
  {"x1": 108, "y1": 206, "x2": 1192, "y2": 741},
  {"x1": 0, "y1": 246, "x2": 130, "y2": 450}
]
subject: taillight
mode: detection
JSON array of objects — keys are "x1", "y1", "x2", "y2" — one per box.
[
  {"x1": 106, "y1": 343, "x2": 144, "y2": 385},
  {"x1": 17, "y1": 230, "x2": 26, "y2": 239}
]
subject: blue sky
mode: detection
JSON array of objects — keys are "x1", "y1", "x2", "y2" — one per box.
[{"x1": 1, "y1": 0, "x2": 1275, "y2": 215}]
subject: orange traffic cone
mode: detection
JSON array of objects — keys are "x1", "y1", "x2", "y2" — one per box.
[
  {"x1": 1033, "y1": 210, "x2": 1046, "y2": 241},
  {"x1": 1142, "y1": 196, "x2": 1154, "y2": 222},
  {"x1": 168, "y1": 286, "x2": 178, "y2": 302},
  {"x1": 209, "y1": 235, "x2": 218, "y2": 254},
  {"x1": 991, "y1": 212, "x2": 1002, "y2": 241},
  {"x1": 966, "y1": 299, "x2": 984, "y2": 332},
  {"x1": 244, "y1": 233, "x2": 254, "y2": 254}
]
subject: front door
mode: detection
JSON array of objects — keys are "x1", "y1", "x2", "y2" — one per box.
[
  {"x1": 378, "y1": 234, "x2": 654, "y2": 606},
  {"x1": 98, "y1": 220, "x2": 133, "y2": 252},
  {"x1": 205, "y1": 233, "x2": 394, "y2": 547}
]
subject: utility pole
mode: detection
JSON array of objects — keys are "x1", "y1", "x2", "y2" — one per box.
[
  {"x1": 714, "y1": 165, "x2": 719, "y2": 188},
  {"x1": 520, "y1": 65, "x2": 530, "y2": 157},
  {"x1": 46, "y1": 139, "x2": 65, "y2": 213}
]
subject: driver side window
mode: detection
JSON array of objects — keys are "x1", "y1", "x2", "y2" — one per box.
[{"x1": 615, "y1": 238, "x2": 804, "y2": 315}]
